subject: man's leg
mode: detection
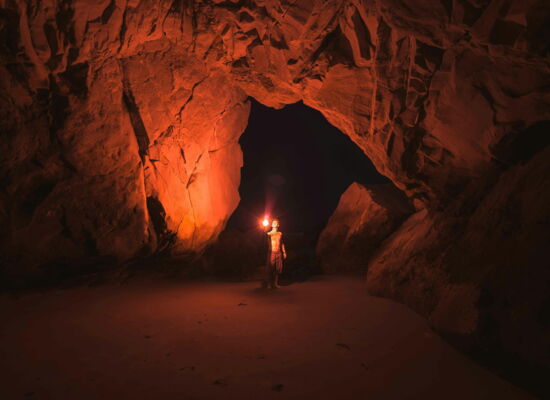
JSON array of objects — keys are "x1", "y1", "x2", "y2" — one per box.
[
  {"x1": 275, "y1": 253, "x2": 284, "y2": 288},
  {"x1": 271, "y1": 253, "x2": 281, "y2": 289},
  {"x1": 266, "y1": 264, "x2": 274, "y2": 289},
  {"x1": 265, "y1": 252, "x2": 273, "y2": 289}
]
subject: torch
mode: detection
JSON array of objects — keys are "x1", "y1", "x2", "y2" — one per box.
[{"x1": 261, "y1": 216, "x2": 270, "y2": 232}]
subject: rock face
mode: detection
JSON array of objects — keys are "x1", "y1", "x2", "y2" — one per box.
[
  {"x1": 316, "y1": 182, "x2": 412, "y2": 273},
  {"x1": 367, "y1": 145, "x2": 550, "y2": 377},
  {"x1": 0, "y1": 1, "x2": 252, "y2": 279},
  {"x1": 1, "y1": 0, "x2": 549, "y2": 387}
]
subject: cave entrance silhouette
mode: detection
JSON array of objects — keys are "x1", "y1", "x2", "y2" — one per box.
[{"x1": 209, "y1": 98, "x2": 388, "y2": 281}]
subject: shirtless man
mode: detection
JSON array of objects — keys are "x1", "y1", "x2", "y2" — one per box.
[{"x1": 264, "y1": 219, "x2": 286, "y2": 289}]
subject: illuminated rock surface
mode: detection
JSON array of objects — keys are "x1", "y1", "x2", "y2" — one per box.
[
  {"x1": 0, "y1": 0, "x2": 549, "y2": 388},
  {"x1": 316, "y1": 182, "x2": 412, "y2": 273}
]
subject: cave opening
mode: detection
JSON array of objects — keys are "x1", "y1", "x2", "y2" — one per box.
[
  {"x1": 209, "y1": 98, "x2": 389, "y2": 279},
  {"x1": 230, "y1": 98, "x2": 389, "y2": 233}
]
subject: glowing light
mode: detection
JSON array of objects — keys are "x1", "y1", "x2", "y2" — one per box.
[{"x1": 262, "y1": 217, "x2": 269, "y2": 227}]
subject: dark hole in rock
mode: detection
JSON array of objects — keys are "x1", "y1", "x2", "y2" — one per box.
[
  {"x1": 489, "y1": 19, "x2": 524, "y2": 46},
  {"x1": 205, "y1": 99, "x2": 397, "y2": 280},
  {"x1": 146, "y1": 196, "x2": 176, "y2": 252},
  {"x1": 59, "y1": 62, "x2": 89, "y2": 99},
  {"x1": 493, "y1": 120, "x2": 550, "y2": 166}
]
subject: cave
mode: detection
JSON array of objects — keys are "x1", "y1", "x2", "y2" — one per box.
[
  {"x1": 0, "y1": 0, "x2": 549, "y2": 398},
  {"x1": 231, "y1": 98, "x2": 389, "y2": 234},
  {"x1": 209, "y1": 98, "x2": 394, "y2": 279}
]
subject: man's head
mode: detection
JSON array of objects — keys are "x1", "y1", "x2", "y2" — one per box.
[{"x1": 271, "y1": 219, "x2": 280, "y2": 229}]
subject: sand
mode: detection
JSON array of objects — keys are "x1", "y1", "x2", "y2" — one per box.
[{"x1": 0, "y1": 276, "x2": 532, "y2": 399}]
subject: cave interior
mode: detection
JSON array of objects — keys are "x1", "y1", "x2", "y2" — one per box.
[{"x1": 0, "y1": 0, "x2": 549, "y2": 398}]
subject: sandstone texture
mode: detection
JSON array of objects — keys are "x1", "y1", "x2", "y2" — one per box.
[
  {"x1": 367, "y1": 145, "x2": 550, "y2": 376},
  {"x1": 1, "y1": 0, "x2": 549, "y2": 385},
  {"x1": 316, "y1": 182, "x2": 412, "y2": 273}
]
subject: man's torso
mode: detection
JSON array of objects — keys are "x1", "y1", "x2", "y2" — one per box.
[{"x1": 268, "y1": 231, "x2": 282, "y2": 253}]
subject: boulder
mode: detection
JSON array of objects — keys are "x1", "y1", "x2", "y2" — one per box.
[
  {"x1": 367, "y1": 145, "x2": 550, "y2": 374},
  {"x1": 316, "y1": 182, "x2": 412, "y2": 273}
]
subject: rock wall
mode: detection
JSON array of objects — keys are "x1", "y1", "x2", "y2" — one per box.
[
  {"x1": 1, "y1": 0, "x2": 549, "y2": 387},
  {"x1": 0, "y1": 1, "x2": 252, "y2": 279},
  {"x1": 367, "y1": 144, "x2": 550, "y2": 381},
  {"x1": 316, "y1": 182, "x2": 412, "y2": 273}
]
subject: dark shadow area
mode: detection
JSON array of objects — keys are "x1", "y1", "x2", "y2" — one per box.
[
  {"x1": 206, "y1": 98, "x2": 388, "y2": 282},
  {"x1": 492, "y1": 120, "x2": 550, "y2": 166}
]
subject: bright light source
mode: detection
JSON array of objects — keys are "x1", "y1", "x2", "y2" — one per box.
[{"x1": 262, "y1": 218, "x2": 269, "y2": 227}]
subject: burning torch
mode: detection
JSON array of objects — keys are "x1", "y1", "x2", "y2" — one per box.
[{"x1": 261, "y1": 216, "x2": 270, "y2": 232}]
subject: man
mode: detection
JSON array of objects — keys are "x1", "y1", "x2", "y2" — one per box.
[{"x1": 263, "y1": 219, "x2": 287, "y2": 289}]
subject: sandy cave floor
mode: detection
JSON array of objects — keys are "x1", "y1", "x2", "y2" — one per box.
[{"x1": 0, "y1": 276, "x2": 533, "y2": 400}]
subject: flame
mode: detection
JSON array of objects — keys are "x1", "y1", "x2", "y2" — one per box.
[{"x1": 262, "y1": 218, "x2": 269, "y2": 227}]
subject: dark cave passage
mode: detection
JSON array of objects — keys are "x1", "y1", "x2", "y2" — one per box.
[
  {"x1": 228, "y1": 98, "x2": 388, "y2": 235},
  {"x1": 209, "y1": 99, "x2": 390, "y2": 279}
]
